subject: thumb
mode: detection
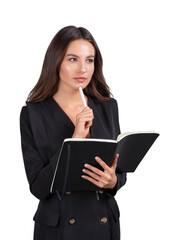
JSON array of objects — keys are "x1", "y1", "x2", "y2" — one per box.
[{"x1": 111, "y1": 154, "x2": 119, "y2": 169}]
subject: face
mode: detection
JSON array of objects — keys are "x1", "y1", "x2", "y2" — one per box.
[{"x1": 59, "y1": 39, "x2": 95, "y2": 91}]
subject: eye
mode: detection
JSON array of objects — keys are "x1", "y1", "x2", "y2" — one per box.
[
  {"x1": 86, "y1": 59, "x2": 94, "y2": 63},
  {"x1": 69, "y1": 58, "x2": 77, "y2": 62}
]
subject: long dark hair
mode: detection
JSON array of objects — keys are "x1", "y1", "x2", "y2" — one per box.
[{"x1": 27, "y1": 26, "x2": 112, "y2": 102}]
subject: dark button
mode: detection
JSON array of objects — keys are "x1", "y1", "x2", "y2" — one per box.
[
  {"x1": 101, "y1": 217, "x2": 108, "y2": 224},
  {"x1": 65, "y1": 191, "x2": 71, "y2": 195},
  {"x1": 69, "y1": 219, "x2": 76, "y2": 224},
  {"x1": 99, "y1": 190, "x2": 103, "y2": 194}
]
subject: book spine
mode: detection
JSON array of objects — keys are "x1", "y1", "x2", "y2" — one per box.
[{"x1": 61, "y1": 144, "x2": 71, "y2": 198}]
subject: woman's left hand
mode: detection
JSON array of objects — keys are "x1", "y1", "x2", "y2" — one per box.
[{"x1": 81, "y1": 154, "x2": 119, "y2": 189}]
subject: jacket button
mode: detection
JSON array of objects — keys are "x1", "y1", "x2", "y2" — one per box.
[
  {"x1": 65, "y1": 191, "x2": 71, "y2": 195},
  {"x1": 69, "y1": 219, "x2": 76, "y2": 224},
  {"x1": 101, "y1": 217, "x2": 108, "y2": 224},
  {"x1": 99, "y1": 190, "x2": 103, "y2": 194}
]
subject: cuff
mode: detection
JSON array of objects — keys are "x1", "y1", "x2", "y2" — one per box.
[{"x1": 104, "y1": 172, "x2": 127, "y2": 197}]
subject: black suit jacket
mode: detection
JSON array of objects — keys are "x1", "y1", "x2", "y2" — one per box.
[{"x1": 20, "y1": 96, "x2": 126, "y2": 240}]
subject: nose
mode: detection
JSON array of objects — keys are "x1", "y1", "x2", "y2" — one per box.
[{"x1": 78, "y1": 60, "x2": 86, "y2": 73}]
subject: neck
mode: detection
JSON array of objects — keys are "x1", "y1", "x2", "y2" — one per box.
[{"x1": 53, "y1": 85, "x2": 87, "y2": 108}]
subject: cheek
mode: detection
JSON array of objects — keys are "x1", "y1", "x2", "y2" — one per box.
[
  {"x1": 60, "y1": 64, "x2": 73, "y2": 78},
  {"x1": 88, "y1": 65, "x2": 95, "y2": 76}
]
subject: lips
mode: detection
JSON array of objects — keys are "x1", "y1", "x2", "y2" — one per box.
[{"x1": 74, "y1": 77, "x2": 87, "y2": 83}]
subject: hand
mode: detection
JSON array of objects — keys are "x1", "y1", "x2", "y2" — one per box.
[
  {"x1": 81, "y1": 154, "x2": 119, "y2": 189},
  {"x1": 72, "y1": 106, "x2": 94, "y2": 138}
]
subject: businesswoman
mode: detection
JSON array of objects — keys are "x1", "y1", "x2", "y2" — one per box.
[{"x1": 20, "y1": 26, "x2": 126, "y2": 240}]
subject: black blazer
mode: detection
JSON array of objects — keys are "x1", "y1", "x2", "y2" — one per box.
[{"x1": 20, "y1": 96, "x2": 126, "y2": 240}]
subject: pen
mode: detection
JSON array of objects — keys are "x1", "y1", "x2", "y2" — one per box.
[{"x1": 79, "y1": 87, "x2": 87, "y2": 107}]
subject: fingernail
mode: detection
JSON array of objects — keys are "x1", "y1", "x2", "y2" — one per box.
[
  {"x1": 95, "y1": 156, "x2": 99, "y2": 160},
  {"x1": 84, "y1": 164, "x2": 88, "y2": 167}
]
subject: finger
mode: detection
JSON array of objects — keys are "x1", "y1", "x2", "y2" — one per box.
[
  {"x1": 77, "y1": 114, "x2": 94, "y2": 123},
  {"x1": 84, "y1": 163, "x2": 109, "y2": 179},
  {"x1": 82, "y1": 168, "x2": 110, "y2": 183},
  {"x1": 83, "y1": 109, "x2": 94, "y2": 119},
  {"x1": 95, "y1": 156, "x2": 111, "y2": 172},
  {"x1": 81, "y1": 174, "x2": 108, "y2": 188},
  {"x1": 85, "y1": 121, "x2": 92, "y2": 128},
  {"x1": 81, "y1": 107, "x2": 94, "y2": 116},
  {"x1": 78, "y1": 117, "x2": 93, "y2": 125},
  {"x1": 111, "y1": 154, "x2": 119, "y2": 169},
  {"x1": 80, "y1": 110, "x2": 93, "y2": 116},
  {"x1": 83, "y1": 106, "x2": 92, "y2": 111},
  {"x1": 81, "y1": 175, "x2": 102, "y2": 188}
]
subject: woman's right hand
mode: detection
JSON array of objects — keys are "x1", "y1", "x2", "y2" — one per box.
[{"x1": 72, "y1": 106, "x2": 94, "y2": 138}]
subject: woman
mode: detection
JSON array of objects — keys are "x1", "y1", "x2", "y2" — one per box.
[{"x1": 20, "y1": 25, "x2": 126, "y2": 240}]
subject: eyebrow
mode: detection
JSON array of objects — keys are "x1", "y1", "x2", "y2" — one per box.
[{"x1": 66, "y1": 54, "x2": 95, "y2": 58}]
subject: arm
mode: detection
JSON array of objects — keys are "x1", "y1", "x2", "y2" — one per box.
[
  {"x1": 20, "y1": 106, "x2": 59, "y2": 200},
  {"x1": 82, "y1": 99, "x2": 127, "y2": 196},
  {"x1": 82, "y1": 154, "x2": 127, "y2": 196},
  {"x1": 104, "y1": 171, "x2": 127, "y2": 196},
  {"x1": 105, "y1": 99, "x2": 127, "y2": 196}
]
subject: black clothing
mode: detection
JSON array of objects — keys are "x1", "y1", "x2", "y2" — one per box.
[{"x1": 20, "y1": 96, "x2": 126, "y2": 240}]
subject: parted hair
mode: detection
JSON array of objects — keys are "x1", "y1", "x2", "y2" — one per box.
[{"x1": 27, "y1": 25, "x2": 111, "y2": 102}]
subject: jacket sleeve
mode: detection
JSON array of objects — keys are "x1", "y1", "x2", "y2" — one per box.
[
  {"x1": 104, "y1": 99, "x2": 127, "y2": 196},
  {"x1": 20, "y1": 106, "x2": 59, "y2": 200}
]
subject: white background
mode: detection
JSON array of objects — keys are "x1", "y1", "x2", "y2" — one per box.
[{"x1": 0, "y1": 0, "x2": 188, "y2": 239}]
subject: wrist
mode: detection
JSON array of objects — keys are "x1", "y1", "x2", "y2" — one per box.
[
  {"x1": 72, "y1": 132, "x2": 85, "y2": 138},
  {"x1": 110, "y1": 175, "x2": 117, "y2": 189},
  {"x1": 72, "y1": 134, "x2": 81, "y2": 138}
]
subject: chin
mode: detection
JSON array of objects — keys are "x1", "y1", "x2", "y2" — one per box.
[{"x1": 75, "y1": 82, "x2": 90, "y2": 90}]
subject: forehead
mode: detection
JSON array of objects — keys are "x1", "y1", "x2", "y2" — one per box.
[{"x1": 65, "y1": 39, "x2": 95, "y2": 56}]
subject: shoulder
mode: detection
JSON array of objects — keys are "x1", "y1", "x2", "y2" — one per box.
[
  {"x1": 20, "y1": 105, "x2": 31, "y2": 133},
  {"x1": 107, "y1": 98, "x2": 118, "y2": 108},
  {"x1": 90, "y1": 97, "x2": 119, "y2": 115},
  {"x1": 20, "y1": 104, "x2": 29, "y2": 122},
  {"x1": 91, "y1": 97, "x2": 118, "y2": 108},
  {"x1": 25, "y1": 97, "x2": 51, "y2": 107},
  {"x1": 20, "y1": 98, "x2": 50, "y2": 124},
  {"x1": 23, "y1": 98, "x2": 51, "y2": 115}
]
